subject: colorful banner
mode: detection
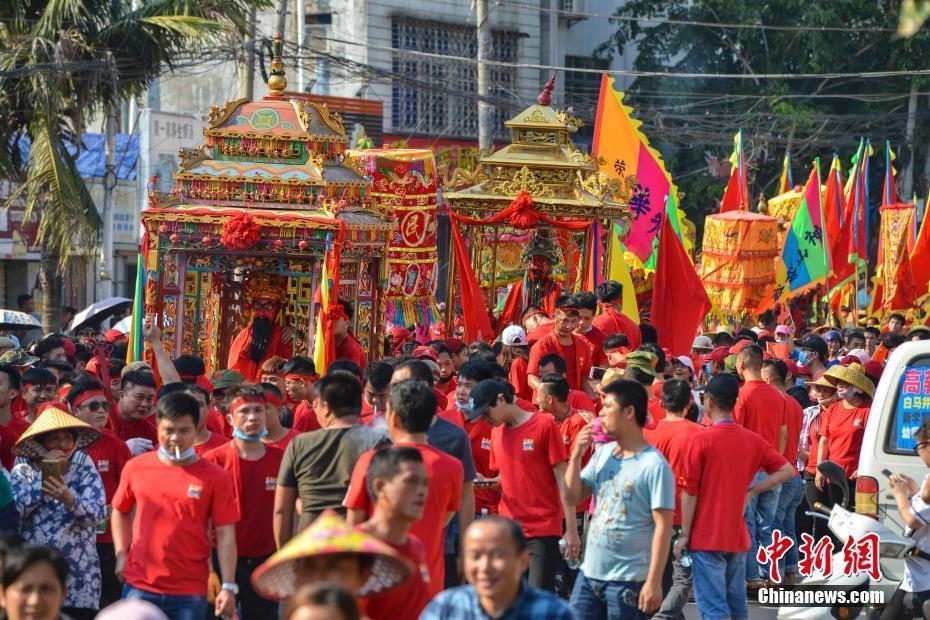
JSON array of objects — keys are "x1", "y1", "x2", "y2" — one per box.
[
  {"x1": 895, "y1": 365, "x2": 930, "y2": 451},
  {"x1": 880, "y1": 203, "x2": 917, "y2": 310},
  {"x1": 607, "y1": 224, "x2": 640, "y2": 324},
  {"x1": 348, "y1": 149, "x2": 439, "y2": 325},
  {"x1": 766, "y1": 164, "x2": 829, "y2": 308},
  {"x1": 592, "y1": 74, "x2": 676, "y2": 261},
  {"x1": 720, "y1": 130, "x2": 750, "y2": 213}
]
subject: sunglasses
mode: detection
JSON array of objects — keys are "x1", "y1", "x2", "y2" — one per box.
[{"x1": 79, "y1": 400, "x2": 110, "y2": 413}]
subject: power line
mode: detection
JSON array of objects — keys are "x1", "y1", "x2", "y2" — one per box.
[{"x1": 510, "y1": 1, "x2": 902, "y2": 34}]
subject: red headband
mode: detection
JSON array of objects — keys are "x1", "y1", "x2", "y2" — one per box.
[
  {"x1": 330, "y1": 306, "x2": 349, "y2": 321},
  {"x1": 524, "y1": 309, "x2": 547, "y2": 322},
  {"x1": 72, "y1": 390, "x2": 106, "y2": 408},
  {"x1": 229, "y1": 396, "x2": 266, "y2": 413},
  {"x1": 263, "y1": 389, "x2": 284, "y2": 407},
  {"x1": 262, "y1": 371, "x2": 286, "y2": 379},
  {"x1": 284, "y1": 373, "x2": 318, "y2": 382}
]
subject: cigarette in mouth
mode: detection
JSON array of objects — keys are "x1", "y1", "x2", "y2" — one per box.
[{"x1": 174, "y1": 446, "x2": 181, "y2": 459}]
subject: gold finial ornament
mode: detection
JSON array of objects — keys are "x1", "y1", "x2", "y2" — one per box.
[{"x1": 268, "y1": 32, "x2": 288, "y2": 96}]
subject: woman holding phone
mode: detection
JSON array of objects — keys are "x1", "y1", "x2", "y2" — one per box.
[{"x1": 11, "y1": 406, "x2": 106, "y2": 620}]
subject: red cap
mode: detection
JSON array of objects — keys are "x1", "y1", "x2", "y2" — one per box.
[
  {"x1": 710, "y1": 346, "x2": 730, "y2": 364},
  {"x1": 390, "y1": 327, "x2": 412, "y2": 344},
  {"x1": 839, "y1": 355, "x2": 860, "y2": 366},
  {"x1": 104, "y1": 328, "x2": 123, "y2": 343},
  {"x1": 443, "y1": 338, "x2": 466, "y2": 354},
  {"x1": 729, "y1": 339, "x2": 752, "y2": 355},
  {"x1": 61, "y1": 339, "x2": 76, "y2": 358},
  {"x1": 863, "y1": 360, "x2": 884, "y2": 382},
  {"x1": 195, "y1": 375, "x2": 214, "y2": 394},
  {"x1": 412, "y1": 346, "x2": 438, "y2": 362},
  {"x1": 84, "y1": 357, "x2": 100, "y2": 377}
]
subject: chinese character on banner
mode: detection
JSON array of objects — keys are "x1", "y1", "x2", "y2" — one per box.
[
  {"x1": 798, "y1": 533, "x2": 834, "y2": 577},
  {"x1": 841, "y1": 533, "x2": 881, "y2": 580},
  {"x1": 756, "y1": 530, "x2": 794, "y2": 583},
  {"x1": 903, "y1": 369, "x2": 923, "y2": 395}
]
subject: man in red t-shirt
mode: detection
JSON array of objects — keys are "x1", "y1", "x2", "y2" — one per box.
[
  {"x1": 0, "y1": 365, "x2": 29, "y2": 470},
  {"x1": 358, "y1": 446, "x2": 432, "y2": 619},
  {"x1": 112, "y1": 391, "x2": 240, "y2": 619},
  {"x1": 19, "y1": 366, "x2": 57, "y2": 424},
  {"x1": 536, "y1": 354, "x2": 596, "y2": 413},
  {"x1": 333, "y1": 300, "x2": 368, "y2": 370},
  {"x1": 430, "y1": 342, "x2": 458, "y2": 397},
  {"x1": 734, "y1": 344, "x2": 788, "y2": 584},
  {"x1": 528, "y1": 296, "x2": 594, "y2": 397},
  {"x1": 574, "y1": 291, "x2": 608, "y2": 366},
  {"x1": 592, "y1": 280, "x2": 642, "y2": 351},
  {"x1": 345, "y1": 380, "x2": 463, "y2": 596},
  {"x1": 283, "y1": 357, "x2": 321, "y2": 433},
  {"x1": 257, "y1": 382, "x2": 300, "y2": 450},
  {"x1": 360, "y1": 362, "x2": 393, "y2": 426},
  {"x1": 762, "y1": 358, "x2": 806, "y2": 583},
  {"x1": 204, "y1": 384, "x2": 283, "y2": 618},
  {"x1": 643, "y1": 379, "x2": 701, "y2": 619},
  {"x1": 65, "y1": 378, "x2": 132, "y2": 609},
  {"x1": 471, "y1": 379, "x2": 576, "y2": 593},
  {"x1": 677, "y1": 375, "x2": 793, "y2": 619},
  {"x1": 111, "y1": 370, "x2": 158, "y2": 455}
]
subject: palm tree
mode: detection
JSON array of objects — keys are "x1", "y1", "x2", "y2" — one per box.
[{"x1": 0, "y1": 0, "x2": 269, "y2": 332}]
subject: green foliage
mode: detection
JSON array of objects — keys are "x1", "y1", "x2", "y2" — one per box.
[{"x1": 598, "y1": 0, "x2": 930, "y2": 226}]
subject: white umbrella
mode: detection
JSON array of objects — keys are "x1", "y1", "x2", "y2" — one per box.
[
  {"x1": 112, "y1": 315, "x2": 132, "y2": 335},
  {"x1": 69, "y1": 297, "x2": 132, "y2": 333},
  {"x1": 0, "y1": 310, "x2": 41, "y2": 331}
]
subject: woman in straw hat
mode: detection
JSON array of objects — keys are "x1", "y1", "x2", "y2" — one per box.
[
  {"x1": 800, "y1": 374, "x2": 839, "y2": 539},
  {"x1": 10, "y1": 406, "x2": 106, "y2": 619},
  {"x1": 813, "y1": 363, "x2": 874, "y2": 504},
  {"x1": 252, "y1": 509, "x2": 413, "y2": 614}
]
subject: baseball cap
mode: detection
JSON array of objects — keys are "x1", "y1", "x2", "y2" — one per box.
[
  {"x1": 210, "y1": 369, "x2": 245, "y2": 390},
  {"x1": 709, "y1": 346, "x2": 730, "y2": 364},
  {"x1": 794, "y1": 334, "x2": 828, "y2": 361},
  {"x1": 729, "y1": 339, "x2": 753, "y2": 355},
  {"x1": 846, "y1": 348, "x2": 870, "y2": 364},
  {"x1": 625, "y1": 351, "x2": 657, "y2": 377},
  {"x1": 467, "y1": 379, "x2": 509, "y2": 421},
  {"x1": 501, "y1": 325, "x2": 528, "y2": 347},
  {"x1": 412, "y1": 346, "x2": 438, "y2": 362},
  {"x1": 692, "y1": 335, "x2": 712, "y2": 351},
  {"x1": 674, "y1": 355, "x2": 695, "y2": 375},
  {"x1": 775, "y1": 325, "x2": 791, "y2": 337}
]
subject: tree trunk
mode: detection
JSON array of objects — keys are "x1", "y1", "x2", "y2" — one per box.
[{"x1": 38, "y1": 248, "x2": 62, "y2": 335}]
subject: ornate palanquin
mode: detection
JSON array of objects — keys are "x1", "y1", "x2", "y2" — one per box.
[
  {"x1": 141, "y1": 35, "x2": 391, "y2": 370},
  {"x1": 442, "y1": 77, "x2": 631, "y2": 329},
  {"x1": 698, "y1": 210, "x2": 779, "y2": 315}
]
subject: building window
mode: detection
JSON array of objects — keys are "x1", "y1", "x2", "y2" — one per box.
[{"x1": 390, "y1": 16, "x2": 518, "y2": 138}]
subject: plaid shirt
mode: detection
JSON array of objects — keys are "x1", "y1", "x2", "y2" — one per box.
[{"x1": 420, "y1": 581, "x2": 575, "y2": 619}]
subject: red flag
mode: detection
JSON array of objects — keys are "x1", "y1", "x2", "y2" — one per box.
[
  {"x1": 912, "y1": 208, "x2": 930, "y2": 299},
  {"x1": 886, "y1": 250, "x2": 917, "y2": 311},
  {"x1": 652, "y1": 215, "x2": 711, "y2": 355},
  {"x1": 719, "y1": 168, "x2": 742, "y2": 213},
  {"x1": 450, "y1": 219, "x2": 494, "y2": 343},
  {"x1": 824, "y1": 158, "x2": 854, "y2": 289}
]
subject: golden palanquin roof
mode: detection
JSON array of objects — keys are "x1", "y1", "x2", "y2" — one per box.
[
  {"x1": 146, "y1": 34, "x2": 389, "y2": 231},
  {"x1": 444, "y1": 78, "x2": 629, "y2": 221}
]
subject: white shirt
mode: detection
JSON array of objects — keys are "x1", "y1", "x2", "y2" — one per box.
[{"x1": 902, "y1": 473, "x2": 930, "y2": 592}]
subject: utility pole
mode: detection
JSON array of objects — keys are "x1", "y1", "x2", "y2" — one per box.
[
  {"x1": 296, "y1": 0, "x2": 305, "y2": 92},
  {"x1": 98, "y1": 100, "x2": 117, "y2": 300},
  {"x1": 903, "y1": 79, "x2": 918, "y2": 199},
  {"x1": 238, "y1": 8, "x2": 257, "y2": 99},
  {"x1": 275, "y1": 0, "x2": 288, "y2": 42},
  {"x1": 476, "y1": 0, "x2": 492, "y2": 150}
]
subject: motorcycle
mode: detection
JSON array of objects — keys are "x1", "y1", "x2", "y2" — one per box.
[{"x1": 777, "y1": 460, "x2": 925, "y2": 620}]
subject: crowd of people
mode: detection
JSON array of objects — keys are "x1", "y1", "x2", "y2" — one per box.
[{"x1": 0, "y1": 279, "x2": 922, "y2": 620}]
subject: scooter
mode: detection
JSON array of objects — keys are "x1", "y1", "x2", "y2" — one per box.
[{"x1": 777, "y1": 460, "x2": 920, "y2": 620}]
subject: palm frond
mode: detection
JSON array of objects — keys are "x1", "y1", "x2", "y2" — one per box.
[{"x1": 8, "y1": 120, "x2": 100, "y2": 271}]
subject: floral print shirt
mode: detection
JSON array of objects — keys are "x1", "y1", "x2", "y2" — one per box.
[{"x1": 12, "y1": 451, "x2": 107, "y2": 610}]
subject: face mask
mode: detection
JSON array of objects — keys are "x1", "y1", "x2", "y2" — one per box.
[
  {"x1": 158, "y1": 445, "x2": 197, "y2": 462},
  {"x1": 837, "y1": 386, "x2": 860, "y2": 401},
  {"x1": 233, "y1": 428, "x2": 269, "y2": 443},
  {"x1": 797, "y1": 351, "x2": 811, "y2": 365},
  {"x1": 704, "y1": 362, "x2": 712, "y2": 375},
  {"x1": 456, "y1": 399, "x2": 475, "y2": 414}
]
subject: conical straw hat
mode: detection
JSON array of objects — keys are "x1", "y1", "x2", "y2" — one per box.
[
  {"x1": 822, "y1": 363, "x2": 874, "y2": 398},
  {"x1": 14, "y1": 407, "x2": 100, "y2": 459},
  {"x1": 251, "y1": 509, "x2": 413, "y2": 601}
]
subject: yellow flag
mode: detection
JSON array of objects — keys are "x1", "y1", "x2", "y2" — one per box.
[
  {"x1": 608, "y1": 223, "x2": 640, "y2": 324},
  {"x1": 312, "y1": 248, "x2": 330, "y2": 373}
]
